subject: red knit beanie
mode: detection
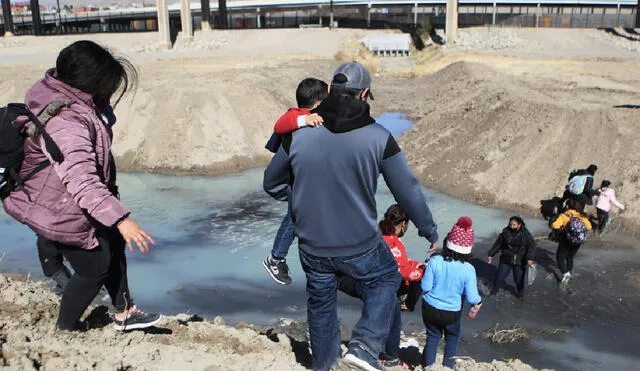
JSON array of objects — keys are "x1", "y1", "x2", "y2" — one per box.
[{"x1": 446, "y1": 216, "x2": 474, "y2": 254}]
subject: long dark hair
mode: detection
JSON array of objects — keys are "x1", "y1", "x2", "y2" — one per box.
[
  {"x1": 441, "y1": 240, "x2": 472, "y2": 263},
  {"x1": 55, "y1": 40, "x2": 137, "y2": 108},
  {"x1": 379, "y1": 204, "x2": 408, "y2": 236}
]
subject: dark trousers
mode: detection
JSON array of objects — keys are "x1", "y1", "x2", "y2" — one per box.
[
  {"x1": 493, "y1": 263, "x2": 525, "y2": 297},
  {"x1": 596, "y1": 208, "x2": 609, "y2": 232},
  {"x1": 556, "y1": 239, "x2": 581, "y2": 274},
  {"x1": 560, "y1": 189, "x2": 592, "y2": 206},
  {"x1": 52, "y1": 229, "x2": 134, "y2": 330},
  {"x1": 37, "y1": 237, "x2": 71, "y2": 290},
  {"x1": 398, "y1": 280, "x2": 422, "y2": 312},
  {"x1": 422, "y1": 301, "x2": 461, "y2": 368},
  {"x1": 37, "y1": 237, "x2": 67, "y2": 277}
]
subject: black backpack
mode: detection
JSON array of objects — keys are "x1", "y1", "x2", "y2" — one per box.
[{"x1": 0, "y1": 103, "x2": 63, "y2": 200}]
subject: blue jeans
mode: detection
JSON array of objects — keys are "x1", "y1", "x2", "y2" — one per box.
[
  {"x1": 299, "y1": 240, "x2": 402, "y2": 371},
  {"x1": 336, "y1": 275, "x2": 402, "y2": 360},
  {"x1": 384, "y1": 299, "x2": 402, "y2": 359},
  {"x1": 271, "y1": 189, "x2": 295, "y2": 259},
  {"x1": 422, "y1": 301, "x2": 461, "y2": 369},
  {"x1": 271, "y1": 209, "x2": 295, "y2": 259},
  {"x1": 494, "y1": 262, "x2": 525, "y2": 297}
]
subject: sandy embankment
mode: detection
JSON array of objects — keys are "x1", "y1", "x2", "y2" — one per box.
[
  {"x1": 2, "y1": 28, "x2": 639, "y2": 231},
  {"x1": 3, "y1": 27, "x2": 639, "y2": 231},
  {"x1": 0, "y1": 274, "x2": 546, "y2": 370},
  {"x1": 388, "y1": 28, "x2": 640, "y2": 233}
]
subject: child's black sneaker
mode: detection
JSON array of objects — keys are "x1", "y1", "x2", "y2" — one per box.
[
  {"x1": 113, "y1": 306, "x2": 161, "y2": 331},
  {"x1": 263, "y1": 255, "x2": 292, "y2": 285}
]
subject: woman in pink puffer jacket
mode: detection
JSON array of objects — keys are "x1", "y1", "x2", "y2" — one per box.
[
  {"x1": 594, "y1": 180, "x2": 625, "y2": 233},
  {"x1": 3, "y1": 41, "x2": 160, "y2": 331}
]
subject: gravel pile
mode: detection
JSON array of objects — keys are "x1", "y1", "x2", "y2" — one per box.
[{"x1": 446, "y1": 28, "x2": 523, "y2": 50}]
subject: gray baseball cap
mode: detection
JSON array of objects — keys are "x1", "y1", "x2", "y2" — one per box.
[{"x1": 332, "y1": 61, "x2": 374, "y2": 99}]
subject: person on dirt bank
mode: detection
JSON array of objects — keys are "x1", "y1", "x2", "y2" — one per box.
[
  {"x1": 378, "y1": 204, "x2": 428, "y2": 312},
  {"x1": 560, "y1": 164, "x2": 599, "y2": 207},
  {"x1": 2, "y1": 41, "x2": 160, "y2": 331},
  {"x1": 336, "y1": 204, "x2": 431, "y2": 369},
  {"x1": 263, "y1": 61, "x2": 439, "y2": 371},
  {"x1": 421, "y1": 217, "x2": 482, "y2": 369},
  {"x1": 593, "y1": 180, "x2": 625, "y2": 233},
  {"x1": 487, "y1": 216, "x2": 536, "y2": 299},
  {"x1": 550, "y1": 198, "x2": 593, "y2": 288}
]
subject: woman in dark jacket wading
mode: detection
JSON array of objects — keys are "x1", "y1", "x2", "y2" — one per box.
[{"x1": 487, "y1": 216, "x2": 536, "y2": 299}]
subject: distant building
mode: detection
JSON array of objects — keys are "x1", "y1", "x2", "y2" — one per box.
[
  {"x1": 72, "y1": 7, "x2": 100, "y2": 13},
  {"x1": 10, "y1": 1, "x2": 46, "y2": 15}
]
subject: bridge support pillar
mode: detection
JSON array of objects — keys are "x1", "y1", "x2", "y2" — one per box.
[
  {"x1": 218, "y1": 0, "x2": 228, "y2": 29},
  {"x1": 492, "y1": 1, "x2": 497, "y2": 25},
  {"x1": 636, "y1": 0, "x2": 640, "y2": 27},
  {"x1": 157, "y1": 0, "x2": 171, "y2": 48},
  {"x1": 180, "y1": 0, "x2": 193, "y2": 39},
  {"x1": 330, "y1": 0, "x2": 334, "y2": 29},
  {"x1": 445, "y1": 0, "x2": 458, "y2": 43},
  {"x1": 201, "y1": 0, "x2": 211, "y2": 30},
  {"x1": 1, "y1": 0, "x2": 14, "y2": 36},
  {"x1": 30, "y1": 0, "x2": 42, "y2": 35}
]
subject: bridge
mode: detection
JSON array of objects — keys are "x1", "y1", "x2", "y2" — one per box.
[{"x1": 2, "y1": 0, "x2": 639, "y2": 45}]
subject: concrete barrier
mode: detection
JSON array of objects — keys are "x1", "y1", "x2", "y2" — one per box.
[{"x1": 362, "y1": 33, "x2": 412, "y2": 57}]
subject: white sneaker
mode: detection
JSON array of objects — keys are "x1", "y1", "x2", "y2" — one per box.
[{"x1": 560, "y1": 272, "x2": 571, "y2": 286}]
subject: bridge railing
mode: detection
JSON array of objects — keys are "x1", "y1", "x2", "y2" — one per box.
[{"x1": 1, "y1": 3, "x2": 637, "y2": 35}]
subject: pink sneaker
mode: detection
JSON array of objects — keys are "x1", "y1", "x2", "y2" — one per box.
[{"x1": 113, "y1": 305, "x2": 161, "y2": 331}]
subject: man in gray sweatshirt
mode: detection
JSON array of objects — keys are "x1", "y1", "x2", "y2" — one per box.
[{"x1": 263, "y1": 62, "x2": 438, "y2": 371}]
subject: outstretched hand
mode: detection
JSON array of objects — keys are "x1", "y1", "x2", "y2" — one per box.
[
  {"x1": 427, "y1": 241, "x2": 438, "y2": 254},
  {"x1": 117, "y1": 218, "x2": 156, "y2": 254}
]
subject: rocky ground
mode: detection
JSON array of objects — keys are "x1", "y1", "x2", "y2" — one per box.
[{"x1": 0, "y1": 274, "x2": 546, "y2": 370}]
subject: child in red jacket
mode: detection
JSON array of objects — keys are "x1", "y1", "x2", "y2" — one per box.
[
  {"x1": 380, "y1": 204, "x2": 434, "y2": 311},
  {"x1": 263, "y1": 78, "x2": 328, "y2": 285},
  {"x1": 264, "y1": 78, "x2": 327, "y2": 153}
]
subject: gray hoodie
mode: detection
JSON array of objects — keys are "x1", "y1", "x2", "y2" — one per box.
[{"x1": 263, "y1": 95, "x2": 438, "y2": 257}]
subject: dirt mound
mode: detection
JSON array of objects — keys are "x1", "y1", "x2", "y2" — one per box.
[
  {"x1": 0, "y1": 274, "x2": 545, "y2": 370},
  {"x1": 444, "y1": 27, "x2": 640, "y2": 59},
  {"x1": 110, "y1": 58, "x2": 336, "y2": 174},
  {"x1": 0, "y1": 58, "x2": 336, "y2": 176},
  {"x1": 396, "y1": 61, "x2": 640, "y2": 231},
  {"x1": 0, "y1": 274, "x2": 305, "y2": 370}
]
